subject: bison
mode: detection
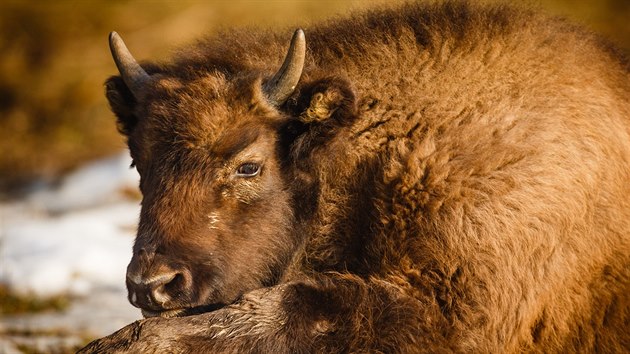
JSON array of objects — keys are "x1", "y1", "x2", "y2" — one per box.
[{"x1": 81, "y1": 1, "x2": 630, "y2": 353}]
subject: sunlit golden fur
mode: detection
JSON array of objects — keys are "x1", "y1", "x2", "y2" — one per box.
[{"x1": 84, "y1": 1, "x2": 629, "y2": 353}]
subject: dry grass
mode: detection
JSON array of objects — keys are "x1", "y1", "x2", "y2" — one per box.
[
  {"x1": 0, "y1": 284, "x2": 70, "y2": 315},
  {"x1": 2, "y1": 327, "x2": 94, "y2": 354},
  {"x1": 0, "y1": 0, "x2": 628, "y2": 195}
]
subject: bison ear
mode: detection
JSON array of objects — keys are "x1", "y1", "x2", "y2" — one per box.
[
  {"x1": 279, "y1": 77, "x2": 357, "y2": 159},
  {"x1": 105, "y1": 75, "x2": 138, "y2": 136},
  {"x1": 291, "y1": 77, "x2": 356, "y2": 127}
]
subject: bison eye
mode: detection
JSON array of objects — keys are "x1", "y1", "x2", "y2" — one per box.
[{"x1": 236, "y1": 162, "x2": 260, "y2": 177}]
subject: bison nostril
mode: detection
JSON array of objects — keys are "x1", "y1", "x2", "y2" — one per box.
[
  {"x1": 164, "y1": 273, "x2": 184, "y2": 293},
  {"x1": 150, "y1": 272, "x2": 185, "y2": 306}
]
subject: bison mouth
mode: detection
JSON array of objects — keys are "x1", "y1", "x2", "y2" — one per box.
[{"x1": 141, "y1": 303, "x2": 226, "y2": 319}]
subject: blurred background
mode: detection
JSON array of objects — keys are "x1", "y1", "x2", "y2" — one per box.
[{"x1": 0, "y1": 0, "x2": 628, "y2": 353}]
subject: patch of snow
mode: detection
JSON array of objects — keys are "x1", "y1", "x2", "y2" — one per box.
[
  {"x1": 0, "y1": 152, "x2": 144, "y2": 351},
  {"x1": 26, "y1": 153, "x2": 140, "y2": 214},
  {"x1": 0, "y1": 152, "x2": 140, "y2": 297},
  {"x1": 1, "y1": 203, "x2": 138, "y2": 296}
]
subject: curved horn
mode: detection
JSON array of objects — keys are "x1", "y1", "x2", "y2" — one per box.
[
  {"x1": 263, "y1": 29, "x2": 306, "y2": 105},
  {"x1": 109, "y1": 31, "x2": 150, "y2": 97}
]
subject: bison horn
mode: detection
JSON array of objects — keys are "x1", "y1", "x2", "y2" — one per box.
[
  {"x1": 263, "y1": 29, "x2": 306, "y2": 105},
  {"x1": 109, "y1": 31, "x2": 150, "y2": 97}
]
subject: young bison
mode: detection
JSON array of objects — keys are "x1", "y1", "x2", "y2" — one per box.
[{"x1": 81, "y1": 1, "x2": 630, "y2": 353}]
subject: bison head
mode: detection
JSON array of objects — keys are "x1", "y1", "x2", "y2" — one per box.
[{"x1": 105, "y1": 30, "x2": 356, "y2": 317}]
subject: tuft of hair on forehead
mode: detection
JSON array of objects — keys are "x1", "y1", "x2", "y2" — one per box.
[{"x1": 136, "y1": 70, "x2": 286, "y2": 152}]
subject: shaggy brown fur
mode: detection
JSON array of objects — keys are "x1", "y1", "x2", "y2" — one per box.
[{"x1": 81, "y1": 1, "x2": 630, "y2": 353}]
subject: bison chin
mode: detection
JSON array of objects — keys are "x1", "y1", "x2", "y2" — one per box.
[
  {"x1": 141, "y1": 303, "x2": 225, "y2": 319},
  {"x1": 141, "y1": 308, "x2": 185, "y2": 319}
]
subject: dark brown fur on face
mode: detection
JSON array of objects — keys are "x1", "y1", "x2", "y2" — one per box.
[{"x1": 82, "y1": 1, "x2": 630, "y2": 352}]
